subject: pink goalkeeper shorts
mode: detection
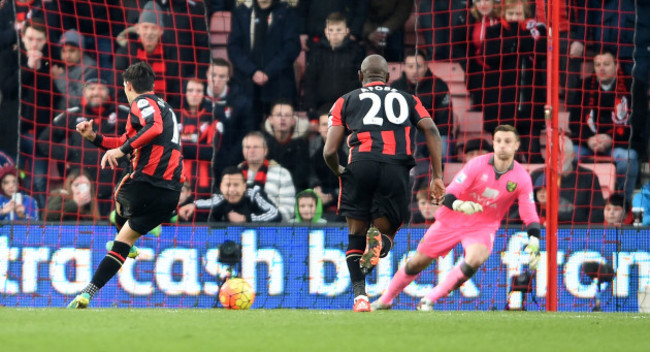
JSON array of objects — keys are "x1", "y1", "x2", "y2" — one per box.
[{"x1": 416, "y1": 220, "x2": 495, "y2": 259}]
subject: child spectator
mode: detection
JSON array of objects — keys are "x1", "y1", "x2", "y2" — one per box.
[
  {"x1": 292, "y1": 189, "x2": 327, "y2": 224},
  {"x1": 0, "y1": 166, "x2": 39, "y2": 221},
  {"x1": 302, "y1": 12, "x2": 363, "y2": 122},
  {"x1": 411, "y1": 188, "x2": 438, "y2": 226},
  {"x1": 604, "y1": 192, "x2": 632, "y2": 226}
]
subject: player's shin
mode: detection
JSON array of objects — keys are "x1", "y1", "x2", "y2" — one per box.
[
  {"x1": 378, "y1": 264, "x2": 419, "y2": 305},
  {"x1": 424, "y1": 261, "x2": 476, "y2": 303},
  {"x1": 80, "y1": 241, "x2": 132, "y2": 300},
  {"x1": 346, "y1": 235, "x2": 367, "y2": 297}
]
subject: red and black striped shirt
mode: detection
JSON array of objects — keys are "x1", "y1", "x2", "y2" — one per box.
[
  {"x1": 93, "y1": 93, "x2": 185, "y2": 191},
  {"x1": 329, "y1": 82, "x2": 432, "y2": 167}
]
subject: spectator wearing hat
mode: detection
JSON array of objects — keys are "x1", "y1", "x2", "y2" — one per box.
[
  {"x1": 115, "y1": 1, "x2": 180, "y2": 108},
  {"x1": 51, "y1": 29, "x2": 100, "y2": 111},
  {"x1": 456, "y1": 138, "x2": 492, "y2": 163},
  {"x1": 0, "y1": 166, "x2": 39, "y2": 221},
  {"x1": 37, "y1": 78, "x2": 129, "y2": 216}
]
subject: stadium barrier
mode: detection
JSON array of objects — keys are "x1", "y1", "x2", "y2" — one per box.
[{"x1": 1, "y1": 224, "x2": 648, "y2": 311}]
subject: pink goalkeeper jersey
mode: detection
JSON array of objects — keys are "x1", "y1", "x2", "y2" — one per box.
[{"x1": 435, "y1": 153, "x2": 539, "y2": 233}]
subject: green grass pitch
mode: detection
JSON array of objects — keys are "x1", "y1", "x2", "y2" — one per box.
[{"x1": 1, "y1": 309, "x2": 648, "y2": 352}]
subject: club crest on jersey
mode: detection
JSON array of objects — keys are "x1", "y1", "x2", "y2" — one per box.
[{"x1": 506, "y1": 181, "x2": 517, "y2": 192}]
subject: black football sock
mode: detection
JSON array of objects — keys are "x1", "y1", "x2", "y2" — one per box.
[
  {"x1": 346, "y1": 235, "x2": 367, "y2": 297},
  {"x1": 82, "y1": 241, "x2": 131, "y2": 299}
]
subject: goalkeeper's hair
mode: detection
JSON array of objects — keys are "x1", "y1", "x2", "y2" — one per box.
[
  {"x1": 493, "y1": 124, "x2": 519, "y2": 141},
  {"x1": 123, "y1": 62, "x2": 155, "y2": 93}
]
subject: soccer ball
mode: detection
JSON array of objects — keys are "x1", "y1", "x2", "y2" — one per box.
[{"x1": 219, "y1": 278, "x2": 255, "y2": 310}]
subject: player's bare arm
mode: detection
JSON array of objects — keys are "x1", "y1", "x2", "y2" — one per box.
[
  {"x1": 323, "y1": 125, "x2": 346, "y2": 176},
  {"x1": 416, "y1": 118, "x2": 445, "y2": 203}
]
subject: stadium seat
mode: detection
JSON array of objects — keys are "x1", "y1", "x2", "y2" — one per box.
[
  {"x1": 211, "y1": 47, "x2": 228, "y2": 60},
  {"x1": 429, "y1": 61, "x2": 467, "y2": 97},
  {"x1": 210, "y1": 11, "x2": 231, "y2": 46},
  {"x1": 581, "y1": 163, "x2": 617, "y2": 198},
  {"x1": 456, "y1": 111, "x2": 483, "y2": 133}
]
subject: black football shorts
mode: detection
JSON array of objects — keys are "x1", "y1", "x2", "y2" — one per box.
[
  {"x1": 338, "y1": 160, "x2": 410, "y2": 229},
  {"x1": 114, "y1": 178, "x2": 180, "y2": 235}
]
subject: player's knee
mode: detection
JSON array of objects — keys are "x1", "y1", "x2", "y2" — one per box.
[
  {"x1": 460, "y1": 261, "x2": 478, "y2": 278},
  {"x1": 404, "y1": 260, "x2": 426, "y2": 276}
]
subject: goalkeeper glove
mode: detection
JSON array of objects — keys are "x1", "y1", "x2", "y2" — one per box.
[
  {"x1": 452, "y1": 200, "x2": 483, "y2": 215},
  {"x1": 524, "y1": 236, "x2": 540, "y2": 270}
]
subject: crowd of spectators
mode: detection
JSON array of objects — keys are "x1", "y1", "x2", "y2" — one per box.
[{"x1": 0, "y1": 0, "x2": 647, "y2": 227}]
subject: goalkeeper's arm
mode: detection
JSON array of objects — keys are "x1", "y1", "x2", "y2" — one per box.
[
  {"x1": 525, "y1": 222, "x2": 542, "y2": 270},
  {"x1": 442, "y1": 193, "x2": 483, "y2": 215}
]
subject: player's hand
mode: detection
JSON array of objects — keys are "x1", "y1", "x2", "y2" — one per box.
[
  {"x1": 76, "y1": 120, "x2": 97, "y2": 141},
  {"x1": 452, "y1": 200, "x2": 483, "y2": 215},
  {"x1": 429, "y1": 178, "x2": 445, "y2": 205},
  {"x1": 524, "y1": 236, "x2": 541, "y2": 270},
  {"x1": 101, "y1": 148, "x2": 125, "y2": 170}
]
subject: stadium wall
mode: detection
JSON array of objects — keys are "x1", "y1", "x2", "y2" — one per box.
[{"x1": 1, "y1": 225, "x2": 648, "y2": 311}]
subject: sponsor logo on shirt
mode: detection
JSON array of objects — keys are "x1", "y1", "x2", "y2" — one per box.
[
  {"x1": 455, "y1": 172, "x2": 467, "y2": 184},
  {"x1": 482, "y1": 188, "x2": 499, "y2": 200}
]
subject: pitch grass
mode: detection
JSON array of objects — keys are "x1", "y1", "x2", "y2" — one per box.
[{"x1": 0, "y1": 309, "x2": 648, "y2": 352}]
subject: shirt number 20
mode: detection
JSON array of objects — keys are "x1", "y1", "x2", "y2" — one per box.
[{"x1": 359, "y1": 92, "x2": 409, "y2": 126}]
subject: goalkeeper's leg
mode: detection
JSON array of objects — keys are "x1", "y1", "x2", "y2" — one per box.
[
  {"x1": 422, "y1": 243, "x2": 490, "y2": 306},
  {"x1": 68, "y1": 221, "x2": 141, "y2": 308},
  {"x1": 372, "y1": 251, "x2": 434, "y2": 310}
]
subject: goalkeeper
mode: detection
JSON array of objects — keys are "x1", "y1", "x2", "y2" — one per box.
[{"x1": 372, "y1": 125, "x2": 541, "y2": 311}]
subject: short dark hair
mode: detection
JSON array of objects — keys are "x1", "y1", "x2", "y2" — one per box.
[
  {"x1": 595, "y1": 46, "x2": 618, "y2": 62},
  {"x1": 298, "y1": 190, "x2": 318, "y2": 203},
  {"x1": 270, "y1": 99, "x2": 294, "y2": 114},
  {"x1": 211, "y1": 57, "x2": 232, "y2": 76},
  {"x1": 221, "y1": 166, "x2": 244, "y2": 180},
  {"x1": 403, "y1": 48, "x2": 427, "y2": 62},
  {"x1": 607, "y1": 193, "x2": 630, "y2": 212},
  {"x1": 23, "y1": 17, "x2": 47, "y2": 35},
  {"x1": 494, "y1": 124, "x2": 520, "y2": 141},
  {"x1": 326, "y1": 12, "x2": 347, "y2": 26},
  {"x1": 122, "y1": 62, "x2": 155, "y2": 93}
]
